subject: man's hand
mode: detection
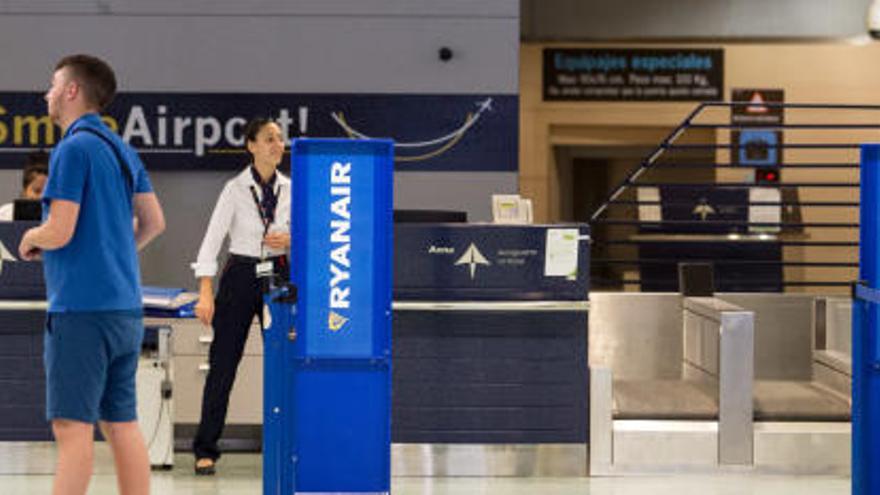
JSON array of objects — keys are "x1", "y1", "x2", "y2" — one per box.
[
  {"x1": 18, "y1": 199, "x2": 80, "y2": 257},
  {"x1": 18, "y1": 229, "x2": 42, "y2": 261}
]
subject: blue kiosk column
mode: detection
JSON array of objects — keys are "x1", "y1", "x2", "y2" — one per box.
[
  {"x1": 854, "y1": 144, "x2": 880, "y2": 495},
  {"x1": 264, "y1": 138, "x2": 394, "y2": 495}
]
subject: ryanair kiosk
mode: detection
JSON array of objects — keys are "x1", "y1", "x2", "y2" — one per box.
[{"x1": 263, "y1": 139, "x2": 393, "y2": 494}]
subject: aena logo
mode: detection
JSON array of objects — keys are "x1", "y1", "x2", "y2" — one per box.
[
  {"x1": 0, "y1": 241, "x2": 16, "y2": 276},
  {"x1": 454, "y1": 243, "x2": 490, "y2": 279},
  {"x1": 692, "y1": 198, "x2": 715, "y2": 221}
]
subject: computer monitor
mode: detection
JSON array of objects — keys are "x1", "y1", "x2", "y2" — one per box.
[
  {"x1": 393, "y1": 209, "x2": 467, "y2": 223},
  {"x1": 13, "y1": 199, "x2": 42, "y2": 221}
]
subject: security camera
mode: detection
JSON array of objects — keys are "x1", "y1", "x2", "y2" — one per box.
[
  {"x1": 438, "y1": 47, "x2": 453, "y2": 62},
  {"x1": 869, "y1": 0, "x2": 880, "y2": 39}
]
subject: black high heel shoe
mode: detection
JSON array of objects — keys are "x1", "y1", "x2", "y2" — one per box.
[{"x1": 194, "y1": 458, "x2": 216, "y2": 476}]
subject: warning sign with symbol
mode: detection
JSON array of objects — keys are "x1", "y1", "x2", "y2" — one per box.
[{"x1": 731, "y1": 89, "x2": 784, "y2": 125}]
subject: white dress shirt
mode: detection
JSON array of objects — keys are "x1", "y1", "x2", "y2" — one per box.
[{"x1": 191, "y1": 167, "x2": 291, "y2": 278}]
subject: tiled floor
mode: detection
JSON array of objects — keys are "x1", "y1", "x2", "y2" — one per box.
[
  {"x1": 0, "y1": 474, "x2": 855, "y2": 495},
  {"x1": 0, "y1": 448, "x2": 851, "y2": 495}
]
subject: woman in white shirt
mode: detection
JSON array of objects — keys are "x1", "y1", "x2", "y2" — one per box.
[{"x1": 190, "y1": 118, "x2": 290, "y2": 475}]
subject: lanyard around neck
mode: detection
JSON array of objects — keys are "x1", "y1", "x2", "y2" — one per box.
[{"x1": 249, "y1": 184, "x2": 281, "y2": 238}]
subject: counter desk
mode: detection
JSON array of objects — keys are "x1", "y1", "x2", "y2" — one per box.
[{"x1": 0, "y1": 223, "x2": 591, "y2": 475}]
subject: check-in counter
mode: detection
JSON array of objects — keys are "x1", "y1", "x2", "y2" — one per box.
[
  {"x1": 0, "y1": 221, "x2": 592, "y2": 476},
  {"x1": 392, "y1": 223, "x2": 590, "y2": 476},
  {"x1": 633, "y1": 234, "x2": 783, "y2": 292},
  {"x1": 0, "y1": 301, "x2": 50, "y2": 441},
  {"x1": 0, "y1": 222, "x2": 44, "y2": 301},
  {"x1": 633, "y1": 186, "x2": 784, "y2": 292},
  {"x1": 0, "y1": 222, "x2": 50, "y2": 440}
]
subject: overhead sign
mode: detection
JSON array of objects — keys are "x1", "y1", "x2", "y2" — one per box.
[
  {"x1": 543, "y1": 48, "x2": 724, "y2": 102},
  {"x1": 0, "y1": 92, "x2": 516, "y2": 172}
]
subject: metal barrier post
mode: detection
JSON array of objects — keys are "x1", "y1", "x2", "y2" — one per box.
[
  {"x1": 854, "y1": 144, "x2": 880, "y2": 495},
  {"x1": 682, "y1": 297, "x2": 754, "y2": 465}
]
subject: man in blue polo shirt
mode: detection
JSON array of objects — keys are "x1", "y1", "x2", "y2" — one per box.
[{"x1": 19, "y1": 55, "x2": 166, "y2": 495}]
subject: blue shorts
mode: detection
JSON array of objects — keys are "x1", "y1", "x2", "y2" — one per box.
[{"x1": 44, "y1": 310, "x2": 144, "y2": 423}]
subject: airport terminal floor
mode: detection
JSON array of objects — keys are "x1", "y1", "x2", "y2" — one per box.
[{"x1": 0, "y1": 447, "x2": 852, "y2": 495}]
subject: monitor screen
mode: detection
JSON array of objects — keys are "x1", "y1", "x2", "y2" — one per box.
[{"x1": 13, "y1": 199, "x2": 42, "y2": 221}]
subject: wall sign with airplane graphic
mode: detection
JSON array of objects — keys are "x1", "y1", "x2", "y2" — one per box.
[{"x1": 0, "y1": 92, "x2": 516, "y2": 172}]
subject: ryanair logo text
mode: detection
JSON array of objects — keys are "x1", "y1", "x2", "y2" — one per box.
[{"x1": 328, "y1": 161, "x2": 352, "y2": 332}]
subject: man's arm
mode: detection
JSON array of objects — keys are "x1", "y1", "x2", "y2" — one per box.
[
  {"x1": 18, "y1": 200, "x2": 79, "y2": 260},
  {"x1": 133, "y1": 192, "x2": 165, "y2": 251}
]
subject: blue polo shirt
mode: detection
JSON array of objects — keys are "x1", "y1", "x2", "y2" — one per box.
[{"x1": 42, "y1": 113, "x2": 153, "y2": 312}]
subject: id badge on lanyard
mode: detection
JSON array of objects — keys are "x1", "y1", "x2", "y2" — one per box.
[
  {"x1": 250, "y1": 184, "x2": 281, "y2": 278},
  {"x1": 255, "y1": 260, "x2": 274, "y2": 278}
]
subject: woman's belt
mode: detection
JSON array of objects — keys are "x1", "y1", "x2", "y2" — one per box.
[{"x1": 228, "y1": 253, "x2": 287, "y2": 264}]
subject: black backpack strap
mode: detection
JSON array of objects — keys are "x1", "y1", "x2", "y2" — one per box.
[{"x1": 73, "y1": 126, "x2": 134, "y2": 200}]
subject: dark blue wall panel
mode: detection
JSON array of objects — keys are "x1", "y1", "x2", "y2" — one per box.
[
  {"x1": 0, "y1": 310, "x2": 51, "y2": 441},
  {"x1": 392, "y1": 310, "x2": 588, "y2": 444}
]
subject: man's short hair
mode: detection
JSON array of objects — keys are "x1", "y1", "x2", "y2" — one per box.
[
  {"x1": 22, "y1": 151, "x2": 49, "y2": 190},
  {"x1": 55, "y1": 54, "x2": 117, "y2": 111}
]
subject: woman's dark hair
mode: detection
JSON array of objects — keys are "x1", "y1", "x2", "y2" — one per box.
[
  {"x1": 243, "y1": 117, "x2": 276, "y2": 162},
  {"x1": 244, "y1": 117, "x2": 275, "y2": 143},
  {"x1": 22, "y1": 151, "x2": 49, "y2": 189}
]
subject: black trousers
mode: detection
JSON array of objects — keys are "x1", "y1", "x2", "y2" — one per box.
[{"x1": 192, "y1": 258, "x2": 264, "y2": 461}]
